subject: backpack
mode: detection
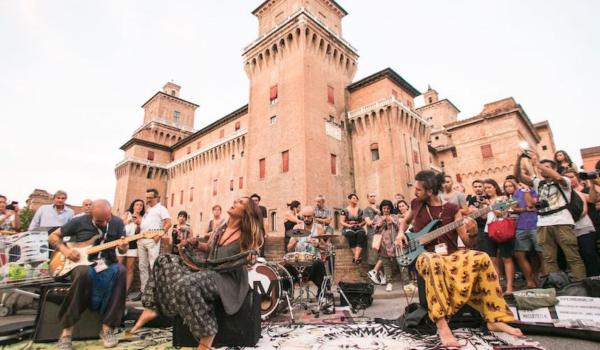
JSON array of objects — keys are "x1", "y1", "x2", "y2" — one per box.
[{"x1": 538, "y1": 181, "x2": 584, "y2": 221}]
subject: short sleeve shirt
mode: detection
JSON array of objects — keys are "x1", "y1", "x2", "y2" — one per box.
[
  {"x1": 533, "y1": 177, "x2": 574, "y2": 226},
  {"x1": 141, "y1": 203, "x2": 170, "y2": 232},
  {"x1": 60, "y1": 214, "x2": 125, "y2": 264},
  {"x1": 513, "y1": 189, "x2": 538, "y2": 230}
]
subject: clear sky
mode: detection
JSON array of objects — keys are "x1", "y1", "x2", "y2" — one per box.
[{"x1": 1, "y1": 0, "x2": 598, "y2": 206}]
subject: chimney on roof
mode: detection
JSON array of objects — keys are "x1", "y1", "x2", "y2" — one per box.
[
  {"x1": 163, "y1": 82, "x2": 181, "y2": 98},
  {"x1": 423, "y1": 85, "x2": 439, "y2": 105}
]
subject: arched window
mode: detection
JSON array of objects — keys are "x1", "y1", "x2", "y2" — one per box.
[
  {"x1": 270, "y1": 211, "x2": 277, "y2": 232},
  {"x1": 370, "y1": 143, "x2": 380, "y2": 161}
]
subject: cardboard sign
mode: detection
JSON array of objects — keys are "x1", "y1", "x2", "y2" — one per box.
[
  {"x1": 555, "y1": 296, "x2": 600, "y2": 322},
  {"x1": 517, "y1": 307, "x2": 553, "y2": 323}
]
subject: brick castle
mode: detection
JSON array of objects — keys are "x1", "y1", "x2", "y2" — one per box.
[{"x1": 114, "y1": 0, "x2": 556, "y2": 239}]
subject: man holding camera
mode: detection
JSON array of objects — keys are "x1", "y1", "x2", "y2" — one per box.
[
  {"x1": 0, "y1": 195, "x2": 20, "y2": 231},
  {"x1": 466, "y1": 180, "x2": 488, "y2": 249},
  {"x1": 515, "y1": 152, "x2": 586, "y2": 281}
]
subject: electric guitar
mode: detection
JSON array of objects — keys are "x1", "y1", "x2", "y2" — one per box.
[
  {"x1": 395, "y1": 199, "x2": 517, "y2": 267},
  {"x1": 49, "y1": 230, "x2": 164, "y2": 278}
]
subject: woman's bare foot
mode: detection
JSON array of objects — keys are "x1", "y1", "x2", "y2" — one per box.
[
  {"x1": 487, "y1": 322, "x2": 524, "y2": 337},
  {"x1": 436, "y1": 318, "x2": 460, "y2": 348},
  {"x1": 130, "y1": 308, "x2": 158, "y2": 334},
  {"x1": 197, "y1": 335, "x2": 214, "y2": 350}
]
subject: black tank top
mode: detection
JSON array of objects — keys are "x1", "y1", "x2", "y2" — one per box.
[{"x1": 284, "y1": 219, "x2": 296, "y2": 233}]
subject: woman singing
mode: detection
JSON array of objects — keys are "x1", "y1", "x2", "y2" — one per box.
[{"x1": 130, "y1": 197, "x2": 264, "y2": 350}]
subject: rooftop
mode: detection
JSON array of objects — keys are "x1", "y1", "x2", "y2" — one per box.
[
  {"x1": 141, "y1": 91, "x2": 199, "y2": 109},
  {"x1": 347, "y1": 67, "x2": 421, "y2": 97},
  {"x1": 581, "y1": 146, "x2": 600, "y2": 157},
  {"x1": 252, "y1": 0, "x2": 348, "y2": 16}
]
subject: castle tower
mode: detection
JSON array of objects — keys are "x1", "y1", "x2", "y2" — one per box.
[
  {"x1": 243, "y1": 0, "x2": 358, "y2": 215},
  {"x1": 113, "y1": 83, "x2": 199, "y2": 214}
]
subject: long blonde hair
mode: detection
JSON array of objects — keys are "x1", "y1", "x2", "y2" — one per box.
[{"x1": 239, "y1": 197, "x2": 265, "y2": 252}]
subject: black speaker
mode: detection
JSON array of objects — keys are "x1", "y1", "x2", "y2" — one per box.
[
  {"x1": 33, "y1": 283, "x2": 103, "y2": 342},
  {"x1": 338, "y1": 282, "x2": 374, "y2": 309},
  {"x1": 173, "y1": 289, "x2": 261, "y2": 348}
]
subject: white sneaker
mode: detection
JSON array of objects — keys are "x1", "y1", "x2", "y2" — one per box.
[
  {"x1": 386, "y1": 283, "x2": 393, "y2": 292},
  {"x1": 379, "y1": 273, "x2": 387, "y2": 285},
  {"x1": 367, "y1": 270, "x2": 380, "y2": 284}
]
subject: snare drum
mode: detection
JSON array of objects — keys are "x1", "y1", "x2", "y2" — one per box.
[
  {"x1": 247, "y1": 262, "x2": 294, "y2": 319},
  {"x1": 283, "y1": 252, "x2": 316, "y2": 267}
]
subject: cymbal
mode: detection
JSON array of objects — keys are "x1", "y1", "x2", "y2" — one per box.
[{"x1": 286, "y1": 229, "x2": 311, "y2": 238}]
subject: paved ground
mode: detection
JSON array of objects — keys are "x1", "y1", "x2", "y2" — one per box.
[{"x1": 0, "y1": 282, "x2": 598, "y2": 349}]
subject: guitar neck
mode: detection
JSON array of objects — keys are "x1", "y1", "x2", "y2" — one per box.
[
  {"x1": 87, "y1": 231, "x2": 160, "y2": 255},
  {"x1": 419, "y1": 206, "x2": 491, "y2": 245}
]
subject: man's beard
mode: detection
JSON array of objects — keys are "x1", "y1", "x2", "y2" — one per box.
[{"x1": 304, "y1": 219, "x2": 313, "y2": 226}]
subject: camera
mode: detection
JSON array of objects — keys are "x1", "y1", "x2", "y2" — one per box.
[
  {"x1": 5, "y1": 201, "x2": 18, "y2": 211},
  {"x1": 521, "y1": 150, "x2": 532, "y2": 159},
  {"x1": 579, "y1": 171, "x2": 599, "y2": 181},
  {"x1": 535, "y1": 199, "x2": 550, "y2": 210}
]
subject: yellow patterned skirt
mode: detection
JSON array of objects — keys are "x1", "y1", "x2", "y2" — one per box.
[{"x1": 416, "y1": 250, "x2": 515, "y2": 323}]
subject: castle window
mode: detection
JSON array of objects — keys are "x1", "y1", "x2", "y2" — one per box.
[
  {"x1": 331, "y1": 154, "x2": 337, "y2": 175},
  {"x1": 187, "y1": 147, "x2": 191, "y2": 154},
  {"x1": 542, "y1": 145, "x2": 548, "y2": 151},
  {"x1": 428, "y1": 97, "x2": 433, "y2": 104},
  {"x1": 370, "y1": 143, "x2": 379, "y2": 161},
  {"x1": 451, "y1": 149, "x2": 458, "y2": 158},
  {"x1": 270, "y1": 85, "x2": 278, "y2": 104},
  {"x1": 197, "y1": 141, "x2": 202, "y2": 149},
  {"x1": 456, "y1": 174, "x2": 462, "y2": 183},
  {"x1": 259, "y1": 158, "x2": 266, "y2": 179},
  {"x1": 230, "y1": 179, "x2": 234, "y2": 191},
  {"x1": 170, "y1": 193, "x2": 175, "y2": 207},
  {"x1": 282, "y1": 150, "x2": 289, "y2": 173},
  {"x1": 327, "y1": 85, "x2": 334, "y2": 104},
  {"x1": 180, "y1": 190, "x2": 184, "y2": 205},
  {"x1": 147, "y1": 151, "x2": 155, "y2": 161},
  {"x1": 239, "y1": 177, "x2": 244, "y2": 189},
  {"x1": 270, "y1": 115, "x2": 277, "y2": 125},
  {"x1": 190, "y1": 187, "x2": 194, "y2": 202},
  {"x1": 199, "y1": 212, "x2": 203, "y2": 222},
  {"x1": 235, "y1": 121, "x2": 241, "y2": 131},
  {"x1": 171, "y1": 90, "x2": 176, "y2": 96},
  {"x1": 173, "y1": 111, "x2": 180, "y2": 125},
  {"x1": 441, "y1": 161, "x2": 445, "y2": 167},
  {"x1": 392, "y1": 89, "x2": 398, "y2": 99},
  {"x1": 213, "y1": 179, "x2": 218, "y2": 196},
  {"x1": 434, "y1": 136, "x2": 439, "y2": 140},
  {"x1": 219, "y1": 129, "x2": 224, "y2": 138},
  {"x1": 481, "y1": 144, "x2": 493, "y2": 159}
]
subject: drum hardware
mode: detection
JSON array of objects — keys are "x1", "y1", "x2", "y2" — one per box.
[{"x1": 285, "y1": 229, "x2": 312, "y2": 238}]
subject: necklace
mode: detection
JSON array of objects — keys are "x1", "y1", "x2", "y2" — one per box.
[{"x1": 220, "y1": 227, "x2": 240, "y2": 245}]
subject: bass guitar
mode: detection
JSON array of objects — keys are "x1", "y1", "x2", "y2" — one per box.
[
  {"x1": 49, "y1": 229, "x2": 163, "y2": 278},
  {"x1": 395, "y1": 199, "x2": 517, "y2": 267}
]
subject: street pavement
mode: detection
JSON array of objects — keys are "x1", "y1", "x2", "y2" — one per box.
[{"x1": 0, "y1": 282, "x2": 598, "y2": 349}]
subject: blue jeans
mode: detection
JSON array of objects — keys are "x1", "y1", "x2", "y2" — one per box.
[{"x1": 578, "y1": 232, "x2": 600, "y2": 277}]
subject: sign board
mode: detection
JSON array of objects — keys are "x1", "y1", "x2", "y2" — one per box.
[
  {"x1": 517, "y1": 307, "x2": 553, "y2": 323},
  {"x1": 555, "y1": 296, "x2": 600, "y2": 322}
]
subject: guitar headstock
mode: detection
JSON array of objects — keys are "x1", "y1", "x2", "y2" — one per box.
[
  {"x1": 142, "y1": 230, "x2": 165, "y2": 239},
  {"x1": 491, "y1": 199, "x2": 518, "y2": 211}
]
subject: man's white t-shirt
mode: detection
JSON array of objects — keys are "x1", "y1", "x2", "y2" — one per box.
[
  {"x1": 141, "y1": 203, "x2": 170, "y2": 232},
  {"x1": 533, "y1": 177, "x2": 575, "y2": 227}
]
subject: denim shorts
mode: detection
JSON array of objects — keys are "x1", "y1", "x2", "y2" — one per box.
[{"x1": 515, "y1": 229, "x2": 542, "y2": 252}]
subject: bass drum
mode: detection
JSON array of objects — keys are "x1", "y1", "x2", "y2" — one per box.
[{"x1": 247, "y1": 262, "x2": 294, "y2": 320}]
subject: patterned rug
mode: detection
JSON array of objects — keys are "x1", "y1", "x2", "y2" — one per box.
[{"x1": 4, "y1": 323, "x2": 542, "y2": 350}]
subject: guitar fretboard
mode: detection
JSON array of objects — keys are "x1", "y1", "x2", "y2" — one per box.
[
  {"x1": 87, "y1": 230, "x2": 163, "y2": 254},
  {"x1": 418, "y1": 206, "x2": 492, "y2": 245}
]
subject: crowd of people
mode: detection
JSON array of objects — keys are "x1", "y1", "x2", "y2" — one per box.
[{"x1": 1, "y1": 149, "x2": 600, "y2": 349}]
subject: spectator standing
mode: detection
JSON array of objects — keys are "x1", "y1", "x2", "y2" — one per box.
[
  {"x1": 28, "y1": 190, "x2": 74, "y2": 232},
  {"x1": 554, "y1": 150, "x2": 577, "y2": 175},
  {"x1": 120, "y1": 199, "x2": 144, "y2": 297},
  {"x1": 511, "y1": 180, "x2": 545, "y2": 288},
  {"x1": 372, "y1": 199, "x2": 399, "y2": 292},
  {"x1": 564, "y1": 169, "x2": 600, "y2": 277},
  {"x1": 481, "y1": 179, "x2": 516, "y2": 294},
  {"x1": 250, "y1": 193, "x2": 268, "y2": 256},
  {"x1": 283, "y1": 200, "x2": 302, "y2": 253},
  {"x1": 314, "y1": 195, "x2": 333, "y2": 234},
  {"x1": 203, "y1": 205, "x2": 225, "y2": 240},
  {"x1": 515, "y1": 153, "x2": 586, "y2": 281},
  {"x1": 0, "y1": 195, "x2": 20, "y2": 231},
  {"x1": 74, "y1": 199, "x2": 93, "y2": 218},
  {"x1": 138, "y1": 188, "x2": 171, "y2": 294}
]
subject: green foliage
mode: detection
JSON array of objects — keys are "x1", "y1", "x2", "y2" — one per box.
[{"x1": 19, "y1": 208, "x2": 35, "y2": 231}]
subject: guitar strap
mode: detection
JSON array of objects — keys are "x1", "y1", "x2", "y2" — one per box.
[
  {"x1": 424, "y1": 197, "x2": 445, "y2": 246},
  {"x1": 92, "y1": 221, "x2": 109, "y2": 260}
]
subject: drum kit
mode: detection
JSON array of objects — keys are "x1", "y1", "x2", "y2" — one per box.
[{"x1": 247, "y1": 229, "x2": 354, "y2": 321}]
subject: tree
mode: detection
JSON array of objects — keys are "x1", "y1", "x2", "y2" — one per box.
[{"x1": 19, "y1": 208, "x2": 35, "y2": 232}]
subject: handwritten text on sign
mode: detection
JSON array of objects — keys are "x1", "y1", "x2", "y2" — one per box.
[{"x1": 555, "y1": 296, "x2": 600, "y2": 322}]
